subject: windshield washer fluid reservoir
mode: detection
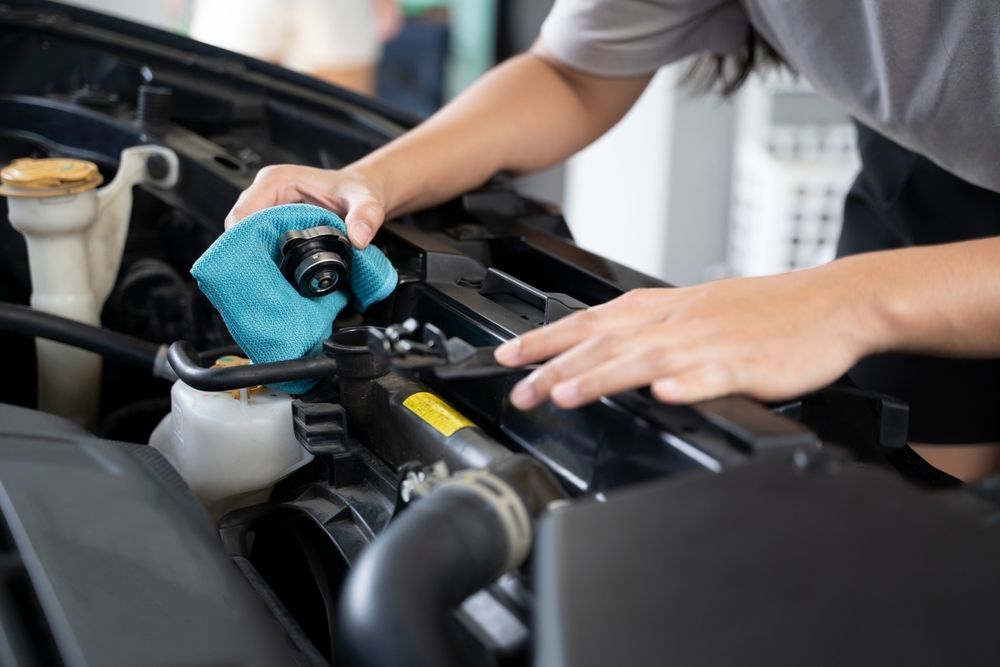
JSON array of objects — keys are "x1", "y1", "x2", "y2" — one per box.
[
  {"x1": 1, "y1": 147, "x2": 179, "y2": 428},
  {"x1": 150, "y1": 371, "x2": 313, "y2": 517}
]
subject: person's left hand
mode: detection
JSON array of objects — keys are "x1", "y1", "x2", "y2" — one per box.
[{"x1": 493, "y1": 260, "x2": 887, "y2": 410}]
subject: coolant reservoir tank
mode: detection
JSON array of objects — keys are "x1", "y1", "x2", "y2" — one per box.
[{"x1": 149, "y1": 357, "x2": 313, "y2": 517}]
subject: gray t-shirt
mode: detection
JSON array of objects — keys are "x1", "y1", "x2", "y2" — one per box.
[{"x1": 541, "y1": 0, "x2": 1000, "y2": 194}]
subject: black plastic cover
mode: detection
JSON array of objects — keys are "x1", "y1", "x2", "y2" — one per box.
[
  {"x1": 534, "y1": 454, "x2": 1000, "y2": 667},
  {"x1": 0, "y1": 403, "x2": 297, "y2": 666}
]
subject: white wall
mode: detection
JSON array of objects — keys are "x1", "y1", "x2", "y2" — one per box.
[
  {"x1": 561, "y1": 66, "x2": 736, "y2": 286},
  {"x1": 660, "y1": 79, "x2": 736, "y2": 285},
  {"x1": 562, "y1": 68, "x2": 676, "y2": 282}
]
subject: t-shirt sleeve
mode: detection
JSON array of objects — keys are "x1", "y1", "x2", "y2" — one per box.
[{"x1": 540, "y1": 0, "x2": 750, "y2": 77}]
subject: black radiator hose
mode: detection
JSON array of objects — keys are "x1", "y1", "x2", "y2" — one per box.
[
  {"x1": 0, "y1": 301, "x2": 169, "y2": 376},
  {"x1": 167, "y1": 341, "x2": 338, "y2": 391},
  {"x1": 338, "y1": 456, "x2": 565, "y2": 667}
]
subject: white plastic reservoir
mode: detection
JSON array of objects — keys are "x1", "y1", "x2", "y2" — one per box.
[
  {"x1": 150, "y1": 371, "x2": 313, "y2": 517},
  {"x1": 1, "y1": 147, "x2": 179, "y2": 428}
]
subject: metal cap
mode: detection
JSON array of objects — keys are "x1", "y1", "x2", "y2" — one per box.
[
  {"x1": 0, "y1": 158, "x2": 104, "y2": 198},
  {"x1": 212, "y1": 355, "x2": 266, "y2": 399}
]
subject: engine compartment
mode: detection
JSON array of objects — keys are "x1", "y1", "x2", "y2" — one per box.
[{"x1": 3, "y1": 3, "x2": 1000, "y2": 666}]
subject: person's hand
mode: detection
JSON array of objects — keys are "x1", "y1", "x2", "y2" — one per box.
[
  {"x1": 493, "y1": 261, "x2": 887, "y2": 410},
  {"x1": 225, "y1": 164, "x2": 386, "y2": 248}
]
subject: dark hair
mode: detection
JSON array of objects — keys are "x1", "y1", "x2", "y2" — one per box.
[{"x1": 684, "y1": 28, "x2": 786, "y2": 96}]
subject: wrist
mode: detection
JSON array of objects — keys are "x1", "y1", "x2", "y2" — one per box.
[{"x1": 825, "y1": 251, "x2": 911, "y2": 357}]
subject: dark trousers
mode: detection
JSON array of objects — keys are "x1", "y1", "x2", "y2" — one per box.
[
  {"x1": 839, "y1": 122, "x2": 1000, "y2": 443},
  {"x1": 377, "y1": 18, "x2": 449, "y2": 119}
]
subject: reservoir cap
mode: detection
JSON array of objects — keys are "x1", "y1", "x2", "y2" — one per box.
[{"x1": 0, "y1": 157, "x2": 104, "y2": 198}]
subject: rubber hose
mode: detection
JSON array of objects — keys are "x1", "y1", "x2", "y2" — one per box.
[
  {"x1": 0, "y1": 301, "x2": 160, "y2": 370},
  {"x1": 167, "y1": 341, "x2": 338, "y2": 391},
  {"x1": 337, "y1": 482, "x2": 511, "y2": 667},
  {"x1": 338, "y1": 457, "x2": 567, "y2": 667}
]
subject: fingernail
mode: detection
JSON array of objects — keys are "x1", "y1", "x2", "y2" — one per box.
[
  {"x1": 351, "y1": 222, "x2": 373, "y2": 247},
  {"x1": 494, "y1": 338, "x2": 521, "y2": 365},
  {"x1": 509, "y1": 380, "x2": 537, "y2": 410},
  {"x1": 551, "y1": 379, "x2": 581, "y2": 408}
]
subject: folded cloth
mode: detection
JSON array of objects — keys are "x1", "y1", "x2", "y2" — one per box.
[{"x1": 192, "y1": 203, "x2": 397, "y2": 393}]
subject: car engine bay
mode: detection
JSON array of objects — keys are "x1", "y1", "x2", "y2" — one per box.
[{"x1": 2, "y1": 3, "x2": 1000, "y2": 666}]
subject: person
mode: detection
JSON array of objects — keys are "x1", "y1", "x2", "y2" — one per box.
[
  {"x1": 189, "y1": 0, "x2": 401, "y2": 94},
  {"x1": 225, "y1": 1, "x2": 1000, "y2": 480}
]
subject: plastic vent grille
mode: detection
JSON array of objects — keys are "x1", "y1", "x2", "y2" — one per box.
[
  {"x1": 0, "y1": 503, "x2": 63, "y2": 666},
  {"x1": 727, "y1": 76, "x2": 860, "y2": 277}
]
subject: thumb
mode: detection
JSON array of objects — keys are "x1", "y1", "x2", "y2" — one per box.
[{"x1": 344, "y1": 198, "x2": 385, "y2": 249}]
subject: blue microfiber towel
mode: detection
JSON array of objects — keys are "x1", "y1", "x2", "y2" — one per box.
[{"x1": 192, "y1": 203, "x2": 397, "y2": 393}]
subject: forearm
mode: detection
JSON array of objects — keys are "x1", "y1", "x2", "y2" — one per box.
[
  {"x1": 842, "y1": 236, "x2": 1000, "y2": 357},
  {"x1": 347, "y1": 50, "x2": 651, "y2": 218}
]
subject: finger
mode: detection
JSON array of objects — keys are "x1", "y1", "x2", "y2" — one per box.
[
  {"x1": 225, "y1": 183, "x2": 283, "y2": 229},
  {"x1": 344, "y1": 197, "x2": 385, "y2": 249},
  {"x1": 651, "y1": 362, "x2": 741, "y2": 404},
  {"x1": 225, "y1": 166, "x2": 297, "y2": 229},
  {"x1": 507, "y1": 329, "x2": 637, "y2": 410},
  {"x1": 549, "y1": 344, "x2": 709, "y2": 409},
  {"x1": 511, "y1": 323, "x2": 701, "y2": 409},
  {"x1": 495, "y1": 291, "x2": 669, "y2": 367}
]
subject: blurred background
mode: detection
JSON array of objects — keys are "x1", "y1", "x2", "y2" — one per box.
[{"x1": 64, "y1": 0, "x2": 860, "y2": 287}]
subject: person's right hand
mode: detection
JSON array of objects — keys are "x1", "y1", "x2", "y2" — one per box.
[{"x1": 225, "y1": 164, "x2": 387, "y2": 249}]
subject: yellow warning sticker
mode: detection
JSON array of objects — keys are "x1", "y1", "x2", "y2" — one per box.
[{"x1": 402, "y1": 392, "x2": 474, "y2": 437}]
